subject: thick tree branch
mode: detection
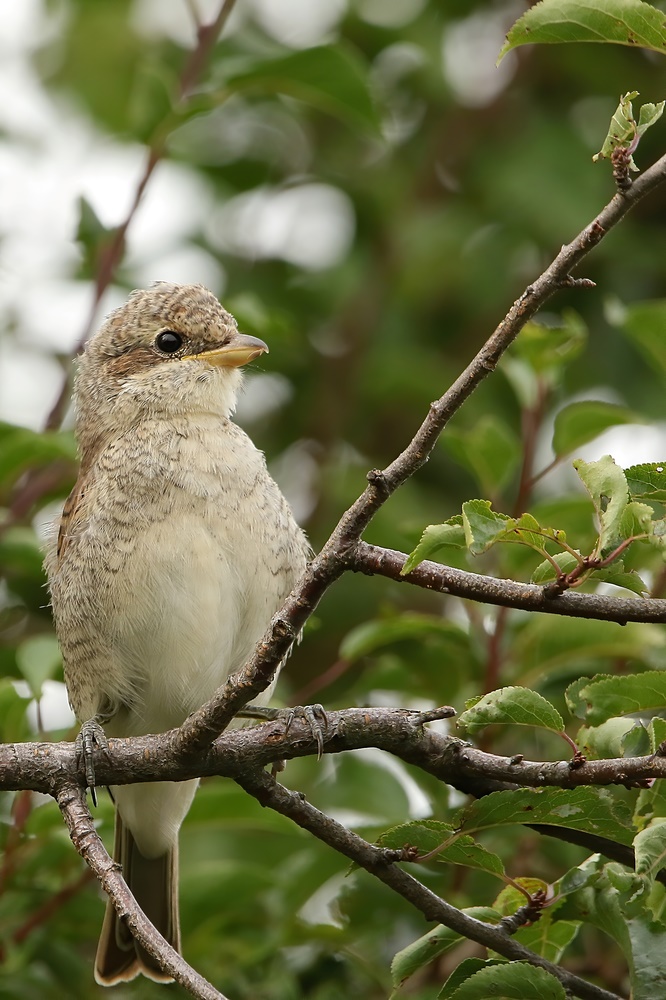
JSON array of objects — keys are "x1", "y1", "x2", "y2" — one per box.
[
  {"x1": 353, "y1": 542, "x2": 666, "y2": 623},
  {"x1": 56, "y1": 785, "x2": 226, "y2": 1000},
  {"x1": 7, "y1": 707, "x2": 666, "y2": 794},
  {"x1": 234, "y1": 768, "x2": 621, "y2": 1000}
]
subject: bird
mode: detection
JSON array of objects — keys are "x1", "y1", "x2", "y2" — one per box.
[{"x1": 45, "y1": 282, "x2": 310, "y2": 985}]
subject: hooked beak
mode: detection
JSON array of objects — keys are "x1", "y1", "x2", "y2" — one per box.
[{"x1": 184, "y1": 333, "x2": 269, "y2": 368}]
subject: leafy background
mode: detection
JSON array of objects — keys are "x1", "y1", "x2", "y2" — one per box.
[{"x1": 2, "y1": 0, "x2": 666, "y2": 997}]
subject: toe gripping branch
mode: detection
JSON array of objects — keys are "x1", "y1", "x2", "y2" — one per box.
[
  {"x1": 75, "y1": 717, "x2": 110, "y2": 806},
  {"x1": 238, "y1": 703, "x2": 330, "y2": 759}
]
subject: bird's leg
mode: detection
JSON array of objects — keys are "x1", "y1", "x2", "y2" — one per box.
[
  {"x1": 238, "y1": 703, "x2": 329, "y2": 759},
  {"x1": 75, "y1": 712, "x2": 112, "y2": 806}
]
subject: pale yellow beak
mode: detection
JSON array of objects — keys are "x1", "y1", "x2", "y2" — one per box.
[{"x1": 184, "y1": 334, "x2": 269, "y2": 368}]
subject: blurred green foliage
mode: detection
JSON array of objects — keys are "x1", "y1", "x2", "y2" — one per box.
[{"x1": 3, "y1": 0, "x2": 666, "y2": 997}]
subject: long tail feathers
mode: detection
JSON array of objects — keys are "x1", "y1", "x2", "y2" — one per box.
[{"x1": 94, "y1": 814, "x2": 180, "y2": 986}]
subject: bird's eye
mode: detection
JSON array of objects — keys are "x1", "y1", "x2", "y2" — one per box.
[{"x1": 155, "y1": 331, "x2": 183, "y2": 354}]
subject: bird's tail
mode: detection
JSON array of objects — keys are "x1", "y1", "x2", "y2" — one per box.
[{"x1": 94, "y1": 812, "x2": 179, "y2": 985}]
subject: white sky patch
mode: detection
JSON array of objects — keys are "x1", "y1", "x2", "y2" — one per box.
[
  {"x1": 0, "y1": 342, "x2": 64, "y2": 429},
  {"x1": 442, "y1": 2, "x2": 521, "y2": 108},
  {"x1": 250, "y1": 0, "x2": 346, "y2": 48},
  {"x1": 207, "y1": 184, "x2": 355, "y2": 270}
]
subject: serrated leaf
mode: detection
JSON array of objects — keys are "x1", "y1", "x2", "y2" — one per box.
[
  {"x1": 593, "y1": 91, "x2": 665, "y2": 168},
  {"x1": 573, "y1": 455, "x2": 628, "y2": 551},
  {"x1": 438, "y1": 959, "x2": 502, "y2": 1000},
  {"x1": 553, "y1": 401, "x2": 644, "y2": 457},
  {"x1": 512, "y1": 512, "x2": 564, "y2": 552},
  {"x1": 391, "y1": 909, "x2": 500, "y2": 987},
  {"x1": 499, "y1": 0, "x2": 666, "y2": 62},
  {"x1": 569, "y1": 671, "x2": 666, "y2": 725},
  {"x1": 401, "y1": 518, "x2": 465, "y2": 575},
  {"x1": 634, "y1": 821, "x2": 666, "y2": 889},
  {"x1": 440, "y1": 960, "x2": 566, "y2": 1000},
  {"x1": 225, "y1": 44, "x2": 379, "y2": 134},
  {"x1": 493, "y1": 878, "x2": 549, "y2": 916},
  {"x1": 578, "y1": 717, "x2": 635, "y2": 759},
  {"x1": 461, "y1": 500, "x2": 513, "y2": 555},
  {"x1": 559, "y1": 859, "x2": 666, "y2": 998},
  {"x1": 625, "y1": 462, "x2": 666, "y2": 502},
  {"x1": 458, "y1": 686, "x2": 564, "y2": 736},
  {"x1": 531, "y1": 550, "x2": 580, "y2": 585},
  {"x1": 377, "y1": 821, "x2": 505, "y2": 877},
  {"x1": 457, "y1": 787, "x2": 633, "y2": 845},
  {"x1": 590, "y1": 564, "x2": 649, "y2": 595}
]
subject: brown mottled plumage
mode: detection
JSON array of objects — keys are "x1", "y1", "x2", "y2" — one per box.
[{"x1": 45, "y1": 283, "x2": 309, "y2": 985}]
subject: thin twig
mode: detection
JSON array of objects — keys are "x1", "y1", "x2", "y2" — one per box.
[
  {"x1": 234, "y1": 768, "x2": 621, "y2": 1000},
  {"x1": 352, "y1": 542, "x2": 666, "y2": 623},
  {"x1": 56, "y1": 785, "x2": 226, "y2": 1000}
]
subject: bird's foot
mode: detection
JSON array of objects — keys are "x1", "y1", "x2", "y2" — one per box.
[
  {"x1": 75, "y1": 717, "x2": 109, "y2": 806},
  {"x1": 238, "y1": 703, "x2": 329, "y2": 758}
]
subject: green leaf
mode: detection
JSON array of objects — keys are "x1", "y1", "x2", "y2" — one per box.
[
  {"x1": 623, "y1": 722, "x2": 651, "y2": 758},
  {"x1": 625, "y1": 462, "x2": 666, "y2": 502},
  {"x1": 457, "y1": 787, "x2": 633, "y2": 845},
  {"x1": 391, "y1": 909, "x2": 500, "y2": 988},
  {"x1": 377, "y1": 821, "x2": 505, "y2": 877},
  {"x1": 553, "y1": 401, "x2": 644, "y2": 458},
  {"x1": 514, "y1": 918, "x2": 581, "y2": 963},
  {"x1": 589, "y1": 565, "x2": 648, "y2": 595},
  {"x1": 440, "y1": 961, "x2": 566, "y2": 1000},
  {"x1": 15, "y1": 636, "x2": 62, "y2": 701},
  {"x1": 438, "y1": 959, "x2": 501, "y2": 1000},
  {"x1": 559, "y1": 858, "x2": 666, "y2": 998},
  {"x1": 567, "y1": 671, "x2": 666, "y2": 725},
  {"x1": 531, "y1": 550, "x2": 580, "y2": 585},
  {"x1": 339, "y1": 613, "x2": 469, "y2": 661},
  {"x1": 401, "y1": 518, "x2": 465, "y2": 575},
  {"x1": 225, "y1": 45, "x2": 379, "y2": 134},
  {"x1": 444, "y1": 416, "x2": 521, "y2": 495},
  {"x1": 578, "y1": 717, "x2": 635, "y2": 759},
  {"x1": 0, "y1": 421, "x2": 76, "y2": 488},
  {"x1": 634, "y1": 821, "x2": 666, "y2": 890},
  {"x1": 573, "y1": 455, "x2": 628, "y2": 551},
  {"x1": 493, "y1": 878, "x2": 549, "y2": 915},
  {"x1": 0, "y1": 679, "x2": 31, "y2": 742},
  {"x1": 612, "y1": 298, "x2": 666, "y2": 377},
  {"x1": 499, "y1": 0, "x2": 666, "y2": 62},
  {"x1": 461, "y1": 500, "x2": 513, "y2": 555},
  {"x1": 593, "y1": 91, "x2": 665, "y2": 169},
  {"x1": 458, "y1": 686, "x2": 564, "y2": 736},
  {"x1": 502, "y1": 312, "x2": 587, "y2": 409}
]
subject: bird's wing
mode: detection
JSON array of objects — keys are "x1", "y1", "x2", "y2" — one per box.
[{"x1": 56, "y1": 475, "x2": 89, "y2": 564}]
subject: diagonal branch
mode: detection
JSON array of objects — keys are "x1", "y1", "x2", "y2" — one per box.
[
  {"x1": 56, "y1": 784, "x2": 226, "y2": 1000},
  {"x1": 352, "y1": 541, "x2": 666, "y2": 623},
  {"x1": 234, "y1": 768, "x2": 621, "y2": 1000},
  {"x1": 177, "y1": 151, "x2": 666, "y2": 753}
]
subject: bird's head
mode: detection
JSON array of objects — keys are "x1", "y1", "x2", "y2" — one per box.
[{"x1": 75, "y1": 283, "x2": 268, "y2": 454}]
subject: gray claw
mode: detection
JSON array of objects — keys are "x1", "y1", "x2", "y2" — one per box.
[{"x1": 75, "y1": 718, "x2": 109, "y2": 806}]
